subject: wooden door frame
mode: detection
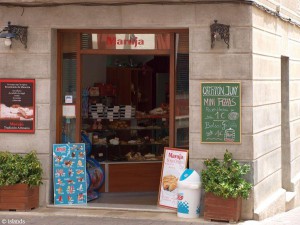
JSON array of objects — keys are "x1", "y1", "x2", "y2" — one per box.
[{"x1": 57, "y1": 29, "x2": 188, "y2": 147}]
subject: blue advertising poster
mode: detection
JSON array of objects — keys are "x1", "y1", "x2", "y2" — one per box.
[{"x1": 53, "y1": 143, "x2": 87, "y2": 205}]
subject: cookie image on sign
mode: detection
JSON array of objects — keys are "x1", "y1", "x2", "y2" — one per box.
[
  {"x1": 162, "y1": 175, "x2": 178, "y2": 192},
  {"x1": 228, "y1": 111, "x2": 239, "y2": 120}
]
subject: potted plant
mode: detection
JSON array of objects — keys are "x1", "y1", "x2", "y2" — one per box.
[
  {"x1": 201, "y1": 150, "x2": 252, "y2": 222},
  {"x1": 0, "y1": 150, "x2": 43, "y2": 211}
]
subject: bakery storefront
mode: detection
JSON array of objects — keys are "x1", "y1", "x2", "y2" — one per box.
[
  {"x1": 56, "y1": 30, "x2": 189, "y2": 208},
  {"x1": 3, "y1": 0, "x2": 300, "y2": 221}
]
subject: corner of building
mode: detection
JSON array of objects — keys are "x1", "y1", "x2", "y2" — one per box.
[{"x1": 254, "y1": 188, "x2": 286, "y2": 220}]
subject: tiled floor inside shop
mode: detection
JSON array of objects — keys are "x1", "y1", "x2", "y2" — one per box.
[
  {"x1": 50, "y1": 192, "x2": 173, "y2": 213},
  {"x1": 91, "y1": 192, "x2": 157, "y2": 205},
  {"x1": 87, "y1": 192, "x2": 172, "y2": 212}
]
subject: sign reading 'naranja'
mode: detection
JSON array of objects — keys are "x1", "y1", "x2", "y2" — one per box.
[
  {"x1": 106, "y1": 34, "x2": 155, "y2": 49},
  {"x1": 106, "y1": 36, "x2": 145, "y2": 47},
  {"x1": 201, "y1": 81, "x2": 241, "y2": 144}
]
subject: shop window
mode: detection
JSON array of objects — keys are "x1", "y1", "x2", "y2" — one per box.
[
  {"x1": 60, "y1": 33, "x2": 78, "y2": 143},
  {"x1": 175, "y1": 32, "x2": 189, "y2": 148},
  {"x1": 81, "y1": 55, "x2": 169, "y2": 164}
]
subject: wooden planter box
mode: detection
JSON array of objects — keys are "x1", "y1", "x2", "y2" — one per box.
[
  {"x1": 0, "y1": 184, "x2": 39, "y2": 211},
  {"x1": 204, "y1": 192, "x2": 242, "y2": 223}
]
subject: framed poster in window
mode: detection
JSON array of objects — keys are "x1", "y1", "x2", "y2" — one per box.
[{"x1": 0, "y1": 79, "x2": 35, "y2": 133}]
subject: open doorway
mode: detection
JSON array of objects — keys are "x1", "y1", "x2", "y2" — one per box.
[
  {"x1": 81, "y1": 55, "x2": 170, "y2": 207},
  {"x1": 57, "y1": 30, "x2": 189, "y2": 210}
]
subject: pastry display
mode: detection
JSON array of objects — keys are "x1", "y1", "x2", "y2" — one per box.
[
  {"x1": 126, "y1": 152, "x2": 144, "y2": 161},
  {"x1": 162, "y1": 175, "x2": 178, "y2": 192},
  {"x1": 84, "y1": 86, "x2": 169, "y2": 162},
  {"x1": 144, "y1": 153, "x2": 157, "y2": 161},
  {"x1": 0, "y1": 104, "x2": 34, "y2": 120},
  {"x1": 108, "y1": 120, "x2": 129, "y2": 129},
  {"x1": 127, "y1": 140, "x2": 137, "y2": 144},
  {"x1": 109, "y1": 137, "x2": 119, "y2": 145},
  {"x1": 149, "y1": 107, "x2": 166, "y2": 115},
  {"x1": 93, "y1": 137, "x2": 107, "y2": 145}
]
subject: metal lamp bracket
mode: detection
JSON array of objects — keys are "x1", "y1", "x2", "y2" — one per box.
[
  {"x1": 0, "y1": 22, "x2": 28, "y2": 48},
  {"x1": 210, "y1": 20, "x2": 230, "y2": 49},
  {"x1": 10, "y1": 24, "x2": 28, "y2": 48}
]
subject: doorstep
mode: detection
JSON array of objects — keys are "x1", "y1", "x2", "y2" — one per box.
[
  {"x1": 0, "y1": 207, "x2": 259, "y2": 224},
  {"x1": 0, "y1": 206, "x2": 210, "y2": 224},
  {"x1": 47, "y1": 202, "x2": 174, "y2": 213}
]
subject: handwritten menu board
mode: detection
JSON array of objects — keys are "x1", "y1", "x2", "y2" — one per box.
[
  {"x1": 201, "y1": 82, "x2": 241, "y2": 143},
  {"x1": 158, "y1": 148, "x2": 188, "y2": 209},
  {"x1": 0, "y1": 79, "x2": 35, "y2": 133},
  {"x1": 53, "y1": 143, "x2": 87, "y2": 205}
]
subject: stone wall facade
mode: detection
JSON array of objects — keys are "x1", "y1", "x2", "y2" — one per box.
[{"x1": 0, "y1": 1, "x2": 300, "y2": 220}]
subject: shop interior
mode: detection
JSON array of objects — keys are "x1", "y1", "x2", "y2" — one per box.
[{"x1": 80, "y1": 54, "x2": 171, "y2": 209}]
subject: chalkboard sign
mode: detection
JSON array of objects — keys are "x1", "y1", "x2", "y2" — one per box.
[{"x1": 201, "y1": 82, "x2": 241, "y2": 143}]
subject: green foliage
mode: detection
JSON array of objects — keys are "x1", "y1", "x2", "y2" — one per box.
[
  {"x1": 0, "y1": 151, "x2": 43, "y2": 187},
  {"x1": 201, "y1": 150, "x2": 253, "y2": 199}
]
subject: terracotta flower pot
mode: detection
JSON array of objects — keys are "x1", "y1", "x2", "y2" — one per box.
[
  {"x1": 204, "y1": 192, "x2": 242, "y2": 223},
  {"x1": 0, "y1": 183, "x2": 39, "y2": 211}
]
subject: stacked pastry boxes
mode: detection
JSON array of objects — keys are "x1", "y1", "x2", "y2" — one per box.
[
  {"x1": 120, "y1": 105, "x2": 135, "y2": 119},
  {"x1": 89, "y1": 104, "x2": 136, "y2": 119},
  {"x1": 107, "y1": 106, "x2": 120, "y2": 120},
  {"x1": 89, "y1": 103, "x2": 106, "y2": 119}
]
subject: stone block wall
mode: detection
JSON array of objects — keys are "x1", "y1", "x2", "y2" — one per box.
[
  {"x1": 189, "y1": 4, "x2": 255, "y2": 220},
  {"x1": 252, "y1": 4, "x2": 300, "y2": 219},
  {"x1": 252, "y1": 6, "x2": 284, "y2": 218}
]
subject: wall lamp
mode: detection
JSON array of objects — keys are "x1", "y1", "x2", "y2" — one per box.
[
  {"x1": 210, "y1": 20, "x2": 230, "y2": 49},
  {"x1": 0, "y1": 21, "x2": 28, "y2": 48}
]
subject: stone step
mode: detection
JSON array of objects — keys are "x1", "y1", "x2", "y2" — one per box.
[{"x1": 285, "y1": 191, "x2": 296, "y2": 211}]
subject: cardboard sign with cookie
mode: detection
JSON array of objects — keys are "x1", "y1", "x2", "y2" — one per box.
[{"x1": 158, "y1": 147, "x2": 188, "y2": 209}]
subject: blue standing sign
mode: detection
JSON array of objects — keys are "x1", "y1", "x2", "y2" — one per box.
[{"x1": 53, "y1": 143, "x2": 87, "y2": 205}]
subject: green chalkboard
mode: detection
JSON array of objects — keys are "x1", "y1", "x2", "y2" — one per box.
[{"x1": 201, "y1": 82, "x2": 241, "y2": 143}]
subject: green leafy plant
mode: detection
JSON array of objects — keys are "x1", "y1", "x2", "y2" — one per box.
[
  {"x1": 0, "y1": 151, "x2": 43, "y2": 187},
  {"x1": 201, "y1": 150, "x2": 252, "y2": 199}
]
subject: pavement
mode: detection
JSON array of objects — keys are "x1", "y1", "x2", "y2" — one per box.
[{"x1": 0, "y1": 206, "x2": 300, "y2": 225}]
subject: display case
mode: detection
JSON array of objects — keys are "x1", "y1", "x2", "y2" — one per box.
[
  {"x1": 83, "y1": 115, "x2": 169, "y2": 162},
  {"x1": 82, "y1": 67, "x2": 169, "y2": 163}
]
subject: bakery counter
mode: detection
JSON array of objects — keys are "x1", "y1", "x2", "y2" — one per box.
[{"x1": 99, "y1": 161, "x2": 162, "y2": 193}]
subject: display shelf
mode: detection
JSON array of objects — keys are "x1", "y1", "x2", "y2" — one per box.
[
  {"x1": 84, "y1": 115, "x2": 168, "y2": 121},
  {"x1": 136, "y1": 114, "x2": 169, "y2": 119},
  {"x1": 92, "y1": 143, "x2": 167, "y2": 147},
  {"x1": 86, "y1": 127, "x2": 167, "y2": 132}
]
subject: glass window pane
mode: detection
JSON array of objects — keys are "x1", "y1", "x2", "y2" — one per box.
[
  {"x1": 61, "y1": 33, "x2": 77, "y2": 143},
  {"x1": 175, "y1": 32, "x2": 189, "y2": 148}
]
